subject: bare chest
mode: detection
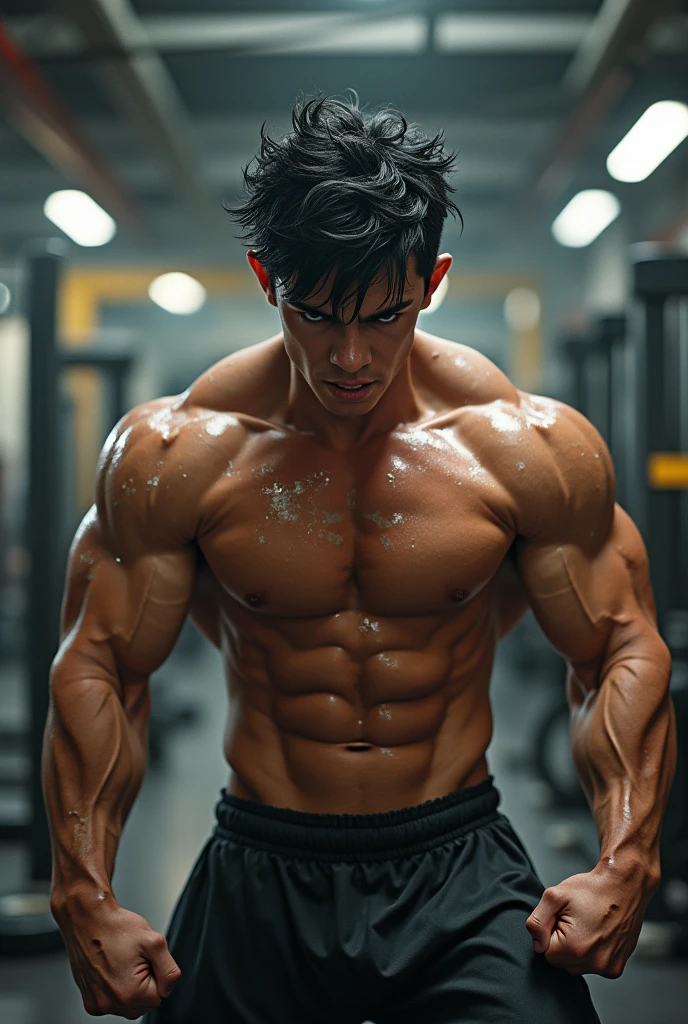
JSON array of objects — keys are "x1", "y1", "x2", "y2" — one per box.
[{"x1": 199, "y1": 429, "x2": 514, "y2": 617}]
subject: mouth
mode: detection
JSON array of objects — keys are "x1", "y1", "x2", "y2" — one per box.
[{"x1": 324, "y1": 381, "x2": 376, "y2": 402}]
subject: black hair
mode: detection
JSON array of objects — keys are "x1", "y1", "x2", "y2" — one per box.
[{"x1": 226, "y1": 92, "x2": 461, "y2": 322}]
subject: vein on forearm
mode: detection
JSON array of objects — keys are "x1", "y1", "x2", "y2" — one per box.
[
  {"x1": 527, "y1": 542, "x2": 675, "y2": 867},
  {"x1": 567, "y1": 601, "x2": 674, "y2": 866},
  {"x1": 45, "y1": 666, "x2": 148, "y2": 891}
]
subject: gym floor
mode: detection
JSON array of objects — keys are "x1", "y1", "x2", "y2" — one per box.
[{"x1": 0, "y1": 630, "x2": 686, "y2": 1024}]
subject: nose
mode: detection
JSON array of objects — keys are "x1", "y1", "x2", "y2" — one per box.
[{"x1": 329, "y1": 325, "x2": 372, "y2": 375}]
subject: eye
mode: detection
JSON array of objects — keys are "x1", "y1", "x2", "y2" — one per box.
[
  {"x1": 298, "y1": 311, "x2": 325, "y2": 323},
  {"x1": 374, "y1": 313, "x2": 401, "y2": 325}
]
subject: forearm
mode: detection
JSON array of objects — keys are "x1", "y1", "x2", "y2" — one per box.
[
  {"x1": 43, "y1": 659, "x2": 150, "y2": 906},
  {"x1": 570, "y1": 635, "x2": 675, "y2": 878}
]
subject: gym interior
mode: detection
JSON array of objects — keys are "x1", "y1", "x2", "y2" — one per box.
[{"x1": 0, "y1": 1, "x2": 687, "y2": 1022}]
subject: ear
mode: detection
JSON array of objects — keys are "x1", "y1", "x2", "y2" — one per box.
[
  {"x1": 420, "y1": 253, "x2": 452, "y2": 311},
  {"x1": 247, "y1": 251, "x2": 277, "y2": 306}
]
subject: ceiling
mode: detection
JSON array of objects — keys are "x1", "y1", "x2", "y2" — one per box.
[{"x1": 0, "y1": 0, "x2": 687, "y2": 271}]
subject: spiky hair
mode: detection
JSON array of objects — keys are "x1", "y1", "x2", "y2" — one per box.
[{"x1": 226, "y1": 93, "x2": 461, "y2": 322}]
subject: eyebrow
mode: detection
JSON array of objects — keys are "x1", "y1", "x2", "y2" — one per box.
[{"x1": 290, "y1": 298, "x2": 415, "y2": 323}]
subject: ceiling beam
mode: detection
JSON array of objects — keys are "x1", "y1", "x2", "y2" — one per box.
[
  {"x1": 58, "y1": 0, "x2": 229, "y2": 250},
  {"x1": 0, "y1": 11, "x2": 608, "y2": 60},
  {"x1": 0, "y1": 18, "x2": 144, "y2": 236},
  {"x1": 527, "y1": 0, "x2": 681, "y2": 207},
  {"x1": 9, "y1": 10, "x2": 688, "y2": 60}
]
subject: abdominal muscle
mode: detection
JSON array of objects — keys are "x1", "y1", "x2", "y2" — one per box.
[{"x1": 219, "y1": 598, "x2": 497, "y2": 814}]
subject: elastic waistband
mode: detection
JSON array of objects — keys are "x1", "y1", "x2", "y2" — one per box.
[{"x1": 212, "y1": 778, "x2": 500, "y2": 862}]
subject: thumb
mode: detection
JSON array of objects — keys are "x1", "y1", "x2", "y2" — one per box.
[
  {"x1": 146, "y1": 934, "x2": 182, "y2": 999},
  {"x1": 526, "y1": 887, "x2": 565, "y2": 954}
]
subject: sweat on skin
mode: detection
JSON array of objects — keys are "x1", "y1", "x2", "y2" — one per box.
[{"x1": 43, "y1": 254, "x2": 674, "y2": 1016}]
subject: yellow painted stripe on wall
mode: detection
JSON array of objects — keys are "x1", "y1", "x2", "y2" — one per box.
[{"x1": 647, "y1": 453, "x2": 688, "y2": 489}]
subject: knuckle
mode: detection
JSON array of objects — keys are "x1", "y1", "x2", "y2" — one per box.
[{"x1": 150, "y1": 932, "x2": 167, "y2": 950}]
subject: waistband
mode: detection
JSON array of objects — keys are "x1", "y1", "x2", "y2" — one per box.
[{"x1": 212, "y1": 777, "x2": 501, "y2": 862}]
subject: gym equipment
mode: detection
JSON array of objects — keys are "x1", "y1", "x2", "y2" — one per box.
[
  {"x1": 533, "y1": 698, "x2": 586, "y2": 810},
  {"x1": 0, "y1": 245, "x2": 200, "y2": 953},
  {"x1": 0, "y1": 245, "x2": 64, "y2": 952},
  {"x1": 629, "y1": 249, "x2": 688, "y2": 954},
  {"x1": 0, "y1": 247, "x2": 138, "y2": 953},
  {"x1": 561, "y1": 314, "x2": 626, "y2": 451}
]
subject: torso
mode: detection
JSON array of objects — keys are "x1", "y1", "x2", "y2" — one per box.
[{"x1": 170, "y1": 331, "x2": 533, "y2": 811}]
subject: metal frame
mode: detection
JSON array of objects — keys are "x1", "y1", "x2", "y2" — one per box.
[
  {"x1": 0, "y1": 251, "x2": 134, "y2": 861},
  {"x1": 632, "y1": 250, "x2": 688, "y2": 632}
]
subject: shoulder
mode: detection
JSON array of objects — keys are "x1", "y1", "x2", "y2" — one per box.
[
  {"x1": 183, "y1": 335, "x2": 288, "y2": 418},
  {"x1": 413, "y1": 330, "x2": 518, "y2": 408},
  {"x1": 95, "y1": 339, "x2": 287, "y2": 551},
  {"x1": 95, "y1": 390, "x2": 248, "y2": 551},
  {"x1": 471, "y1": 393, "x2": 616, "y2": 546}
]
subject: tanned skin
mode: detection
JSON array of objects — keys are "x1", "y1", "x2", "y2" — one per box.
[{"x1": 44, "y1": 252, "x2": 675, "y2": 1018}]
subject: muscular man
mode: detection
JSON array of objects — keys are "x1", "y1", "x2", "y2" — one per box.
[{"x1": 45, "y1": 97, "x2": 675, "y2": 1022}]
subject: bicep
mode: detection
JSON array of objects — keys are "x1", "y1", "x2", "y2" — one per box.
[
  {"x1": 514, "y1": 503, "x2": 655, "y2": 678},
  {"x1": 56, "y1": 506, "x2": 197, "y2": 684},
  {"x1": 57, "y1": 402, "x2": 204, "y2": 678}
]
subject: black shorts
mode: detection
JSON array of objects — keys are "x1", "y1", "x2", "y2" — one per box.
[{"x1": 143, "y1": 778, "x2": 600, "y2": 1024}]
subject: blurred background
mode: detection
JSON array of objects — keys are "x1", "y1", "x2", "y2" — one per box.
[{"x1": 0, "y1": 1, "x2": 687, "y2": 1021}]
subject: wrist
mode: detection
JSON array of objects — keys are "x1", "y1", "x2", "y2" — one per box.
[
  {"x1": 50, "y1": 880, "x2": 117, "y2": 921},
  {"x1": 596, "y1": 850, "x2": 661, "y2": 891}
]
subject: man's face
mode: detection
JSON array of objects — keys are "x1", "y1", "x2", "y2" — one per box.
[{"x1": 267, "y1": 254, "x2": 448, "y2": 417}]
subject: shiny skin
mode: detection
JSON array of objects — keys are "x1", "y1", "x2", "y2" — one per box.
[{"x1": 45, "y1": 259, "x2": 675, "y2": 1015}]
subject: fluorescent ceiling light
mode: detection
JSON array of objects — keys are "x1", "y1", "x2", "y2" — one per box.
[
  {"x1": 144, "y1": 14, "x2": 349, "y2": 48},
  {"x1": 149, "y1": 273, "x2": 206, "y2": 315},
  {"x1": 607, "y1": 101, "x2": 688, "y2": 183},
  {"x1": 142, "y1": 15, "x2": 427, "y2": 55},
  {"x1": 418, "y1": 274, "x2": 449, "y2": 316},
  {"x1": 504, "y1": 288, "x2": 541, "y2": 332},
  {"x1": 259, "y1": 17, "x2": 426, "y2": 54},
  {"x1": 43, "y1": 190, "x2": 116, "y2": 247},
  {"x1": 435, "y1": 14, "x2": 590, "y2": 52},
  {"x1": 0, "y1": 283, "x2": 10, "y2": 315},
  {"x1": 552, "y1": 190, "x2": 620, "y2": 248}
]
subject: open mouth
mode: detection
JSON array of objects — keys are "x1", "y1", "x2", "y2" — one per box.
[{"x1": 325, "y1": 381, "x2": 376, "y2": 401}]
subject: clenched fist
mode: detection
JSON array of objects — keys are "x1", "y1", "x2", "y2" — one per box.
[
  {"x1": 526, "y1": 861, "x2": 659, "y2": 979},
  {"x1": 53, "y1": 894, "x2": 181, "y2": 1019}
]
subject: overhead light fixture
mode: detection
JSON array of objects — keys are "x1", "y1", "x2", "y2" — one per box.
[
  {"x1": 552, "y1": 190, "x2": 620, "y2": 248},
  {"x1": 418, "y1": 274, "x2": 449, "y2": 316},
  {"x1": 504, "y1": 288, "x2": 541, "y2": 332},
  {"x1": 149, "y1": 272, "x2": 206, "y2": 315},
  {"x1": 435, "y1": 14, "x2": 588, "y2": 52},
  {"x1": 0, "y1": 283, "x2": 10, "y2": 315},
  {"x1": 607, "y1": 101, "x2": 688, "y2": 183},
  {"x1": 43, "y1": 190, "x2": 117, "y2": 247}
]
